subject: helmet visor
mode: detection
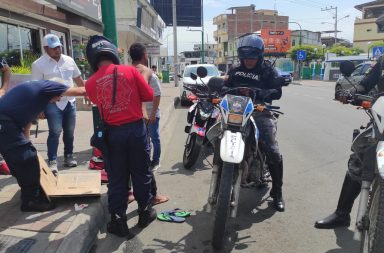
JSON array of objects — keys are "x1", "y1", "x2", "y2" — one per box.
[{"x1": 238, "y1": 46, "x2": 262, "y2": 60}]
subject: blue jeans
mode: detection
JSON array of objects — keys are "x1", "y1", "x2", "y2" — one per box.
[
  {"x1": 45, "y1": 102, "x2": 76, "y2": 161},
  {"x1": 148, "y1": 117, "x2": 161, "y2": 163}
]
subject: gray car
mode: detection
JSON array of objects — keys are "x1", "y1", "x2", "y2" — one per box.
[{"x1": 335, "y1": 62, "x2": 378, "y2": 95}]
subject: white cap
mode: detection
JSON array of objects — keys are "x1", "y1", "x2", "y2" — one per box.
[{"x1": 43, "y1": 34, "x2": 63, "y2": 48}]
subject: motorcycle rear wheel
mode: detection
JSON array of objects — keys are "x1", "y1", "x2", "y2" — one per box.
[
  {"x1": 183, "y1": 133, "x2": 203, "y2": 169},
  {"x1": 212, "y1": 162, "x2": 234, "y2": 250},
  {"x1": 360, "y1": 178, "x2": 384, "y2": 253}
]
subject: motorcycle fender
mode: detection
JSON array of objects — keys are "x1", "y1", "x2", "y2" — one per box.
[
  {"x1": 220, "y1": 130, "x2": 245, "y2": 164},
  {"x1": 376, "y1": 141, "x2": 384, "y2": 179}
]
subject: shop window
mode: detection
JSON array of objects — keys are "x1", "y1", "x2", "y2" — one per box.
[{"x1": 0, "y1": 22, "x2": 39, "y2": 67}]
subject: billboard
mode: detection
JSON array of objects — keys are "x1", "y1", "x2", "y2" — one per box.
[
  {"x1": 261, "y1": 29, "x2": 291, "y2": 53},
  {"x1": 150, "y1": 0, "x2": 202, "y2": 27}
]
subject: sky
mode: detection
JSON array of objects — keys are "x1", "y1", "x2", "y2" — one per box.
[{"x1": 162, "y1": 0, "x2": 368, "y2": 55}]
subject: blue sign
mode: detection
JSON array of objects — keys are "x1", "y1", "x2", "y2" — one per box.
[
  {"x1": 372, "y1": 46, "x2": 384, "y2": 58},
  {"x1": 297, "y1": 50, "x2": 306, "y2": 61}
]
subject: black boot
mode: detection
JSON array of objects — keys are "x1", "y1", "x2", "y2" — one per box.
[
  {"x1": 21, "y1": 189, "x2": 55, "y2": 212},
  {"x1": 107, "y1": 214, "x2": 130, "y2": 237},
  {"x1": 315, "y1": 174, "x2": 361, "y2": 229},
  {"x1": 138, "y1": 205, "x2": 157, "y2": 228},
  {"x1": 269, "y1": 158, "x2": 285, "y2": 212}
]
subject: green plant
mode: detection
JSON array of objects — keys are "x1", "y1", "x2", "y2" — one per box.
[{"x1": 10, "y1": 51, "x2": 38, "y2": 74}]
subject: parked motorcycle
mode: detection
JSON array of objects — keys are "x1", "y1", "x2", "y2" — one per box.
[
  {"x1": 339, "y1": 61, "x2": 384, "y2": 253},
  {"x1": 204, "y1": 81, "x2": 283, "y2": 249},
  {"x1": 182, "y1": 68, "x2": 221, "y2": 169}
]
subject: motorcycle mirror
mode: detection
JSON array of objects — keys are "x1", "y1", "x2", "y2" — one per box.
[
  {"x1": 196, "y1": 66, "x2": 208, "y2": 78},
  {"x1": 190, "y1": 72, "x2": 198, "y2": 80},
  {"x1": 340, "y1": 61, "x2": 355, "y2": 77}
]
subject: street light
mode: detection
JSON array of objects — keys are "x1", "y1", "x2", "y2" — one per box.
[
  {"x1": 187, "y1": 29, "x2": 204, "y2": 63},
  {"x1": 289, "y1": 21, "x2": 302, "y2": 46}
]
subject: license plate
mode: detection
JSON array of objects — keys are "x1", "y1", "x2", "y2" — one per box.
[{"x1": 285, "y1": 78, "x2": 290, "y2": 81}]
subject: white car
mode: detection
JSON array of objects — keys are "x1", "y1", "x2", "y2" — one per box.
[{"x1": 179, "y1": 64, "x2": 220, "y2": 106}]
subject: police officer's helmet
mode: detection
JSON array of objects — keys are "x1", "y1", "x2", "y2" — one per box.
[
  {"x1": 237, "y1": 33, "x2": 264, "y2": 60},
  {"x1": 86, "y1": 35, "x2": 120, "y2": 72}
]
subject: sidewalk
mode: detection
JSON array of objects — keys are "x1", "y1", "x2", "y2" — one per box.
[{"x1": 0, "y1": 82, "x2": 180, "y2": 253}]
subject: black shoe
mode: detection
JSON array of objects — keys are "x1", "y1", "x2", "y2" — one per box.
[
  {"x1": 138, "y1": 207, "x2": 157, "y2": 228},
  {"x1": 314, "y1": 212, "x2": 350, "y2": 229},
  {"x1": 21, "y1": 199, "x2": 55, "y2": 212},
  {"x1": 107, "y1": 214, "x2": 130, "y2": 237},
  {"x1": 270, "y1": 190, "x2": 285, "y2": 212}
]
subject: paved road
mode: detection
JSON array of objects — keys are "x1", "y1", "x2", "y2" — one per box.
[{"x1": 92, "y1": 80, "x2": 366, "y2": 253}]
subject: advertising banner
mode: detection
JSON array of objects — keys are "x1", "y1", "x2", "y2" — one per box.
[{"x1": 261, "y1": 29, "x2": 291, "y2": 53}]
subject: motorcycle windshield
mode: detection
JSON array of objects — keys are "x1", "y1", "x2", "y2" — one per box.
[{"x1": 225, "y1": 95, "x2": 253, "y2": 115}]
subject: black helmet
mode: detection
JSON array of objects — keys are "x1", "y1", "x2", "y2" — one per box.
[
  {"x1": 86, "y1": 35, "x2": 120, "y2": 72},
  {"x1": 237, "y1": 33, "x2": 264, "y2": 60}
]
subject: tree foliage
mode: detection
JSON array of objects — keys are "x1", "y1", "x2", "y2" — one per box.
[{"x1": 288, "y1": 44, "x2": 364, "y2": 61}]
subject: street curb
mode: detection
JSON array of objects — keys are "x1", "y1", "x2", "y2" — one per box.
[
  {"x1": 291, "y1": 82, "x2": 302, "y2": 85},
  {"x1": 56, "y1": 195, "x2": 107, "y2": 253}
]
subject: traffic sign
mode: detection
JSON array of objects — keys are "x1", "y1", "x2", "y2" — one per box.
[
  {"x1": 372, "y1": 46, "x2": 384, "y2": 58},
  {"x1": 297, "y1": 50, "x2": 306, "y2": 61}
]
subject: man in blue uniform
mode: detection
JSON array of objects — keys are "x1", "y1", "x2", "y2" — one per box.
[
  {"x1": 225, "y1": 33, "x2": 285, "y2": 211},
  {"x1": 0, "y1": 80, "x2": 86, "y2": 212}
]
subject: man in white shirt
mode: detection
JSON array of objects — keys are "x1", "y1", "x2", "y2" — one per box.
[{"x1": 31, "y1": 34, "x2": 85, "y2": 175}]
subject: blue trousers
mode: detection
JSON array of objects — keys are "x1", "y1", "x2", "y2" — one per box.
[
  {"x1": 148, "y1": 117, "x2": 161, "y2": 163},
  {"x1": 45, "y1": 102, "x2": 76, "y2": 161},
  {"x1": 104, "y1": 120, "x2": 153, "y2": 216},
  {"x1": 0, "y1": 118, "x2": 41, "y2": 202}
]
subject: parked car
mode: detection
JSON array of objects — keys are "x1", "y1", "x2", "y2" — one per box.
[
  {"x1": 335, "y1": 62, "x2": 378, "y2": 96},
  {"x1": 179, "y1": 64, "x2": 220, "y2": 106},
  {"x1": 275, "y1": 67, "x2": 292, "y2": 86}
]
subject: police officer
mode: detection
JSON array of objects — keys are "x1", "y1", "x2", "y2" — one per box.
[
  {"x1": 314, "y1": 15, "x2": 384, "y2": 229},
  {"x1": 85, "y1": 35, "x2": 156, "y2": 237},
  {"x1": 0, "y1": 79, "x2": 86, "y2": 212},
  {"x1": 225, "y1": 33, "x2": 285, "y2": 211}
]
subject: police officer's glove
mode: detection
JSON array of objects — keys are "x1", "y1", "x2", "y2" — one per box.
[{"x1": 335, "y1": 88, "x2": 355, "y2": 104}]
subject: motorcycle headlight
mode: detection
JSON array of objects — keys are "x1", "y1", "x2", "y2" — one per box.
[{"x1": 228, "y1": 113, "x2": 243, "y2": 125}]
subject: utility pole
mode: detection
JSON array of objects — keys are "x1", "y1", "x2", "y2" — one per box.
[
  {"x1": 201, "y1": 0, "x2": 204, "y2": 64},
  {"x1": 101, "y1": 0, "x2": 117, "y2": 46},
  {"x1": 172, "y1": 0, "x2": 178, "y2": 87},
  {"x1": 321, "y1": 6, "x2": 338, "y2": 45}
]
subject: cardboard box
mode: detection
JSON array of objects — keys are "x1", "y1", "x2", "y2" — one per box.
[{"x1": 38, "y1": 153, "x2": 101, "y2": 199}]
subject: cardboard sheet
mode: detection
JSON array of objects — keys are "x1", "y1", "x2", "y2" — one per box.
[{"x1": 38, "y1": 153, "x2": 101, "y2": 198}]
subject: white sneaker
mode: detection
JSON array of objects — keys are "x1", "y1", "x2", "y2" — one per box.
[
  {"x1": 151, "y1": 161, "x2": 160, "y2": 171},
  {"x1": 48, "y1": 160, "x2": 58, "y2": 176}
]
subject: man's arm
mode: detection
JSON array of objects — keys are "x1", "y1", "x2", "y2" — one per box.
[
  {"x1": 73, "y1": 76, "x2": 85, "y2": 87},
  {"x1": 359, "y1": 58, "x2": 382, "y2": 94},
  {"x1": 62, "y1": 87, "x2": 86, "y2": 96},
  {"x1": 0, "y1": 65, "x2": 11, "y2": 96}
]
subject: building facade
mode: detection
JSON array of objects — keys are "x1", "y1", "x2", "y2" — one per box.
[
  {"x1": 291, "y1": 30, "x2": 322, "y2": 47},
  {"x1": 353, "y1": 0, "x2": 384, "y2": 52},
  {"x1": 115, "y1": 0, "x2": 165, "y2": 67},
  {"x1": 0, "y1": 0, "x2": 103, "y2": 67},
  {"x1": 213, "y1": 5, "x2": 289, "y2": 71}
]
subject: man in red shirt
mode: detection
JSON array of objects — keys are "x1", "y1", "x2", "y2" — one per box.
[{"x1": 85, "y1": 35, "x2": 155, "y2": 237}]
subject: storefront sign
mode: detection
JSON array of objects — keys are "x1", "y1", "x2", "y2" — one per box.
[
  {"x1": 261, "y1": 29, "x2": 291, "y2": 53},
  {"x1": 147, "y1": 46, "x2": 160, "y2": 56},
  {"x1": 46, "y1": 0, "x2": 102, "y2": 22}
]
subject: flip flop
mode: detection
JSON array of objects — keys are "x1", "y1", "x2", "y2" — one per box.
[
  {"x1": 164, "y1": 208, "x2": 191, "y2": 218},
  {"x1": 157, "y1": 212, "x2": 185, "y2": 223}
]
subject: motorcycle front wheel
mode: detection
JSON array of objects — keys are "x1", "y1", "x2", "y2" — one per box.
[
  {"x1": 360, "y1": 177, "x2": 384, "y2": 253},
  {"x1": 212, "y1": 162, "x2": 234, "y2": 250},
  {"x1": 183, "y1": 133, "x2": 203, "y2": 169}
]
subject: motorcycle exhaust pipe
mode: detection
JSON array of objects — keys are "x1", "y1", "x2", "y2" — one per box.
[
  {"x1": 354, "y1": 180, "x2": 371, "y2": 241},
  {"x1": 207, "y1": 164, "x2": 219, "y2": 213}
]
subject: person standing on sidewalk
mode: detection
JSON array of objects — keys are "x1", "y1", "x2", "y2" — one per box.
[
  {"x1": 129, "y1": 43, "x2": 169, "y2": 205},
  {"x1": 31, "y1": 34, "x2": 85, "y2": 175},
  {"x1": 0, "y1": 60, "x2": 11, "y2": 175},
  {"x1": 0, "y1": 80, "x2": 86, "y2": 212},
  {"x1": 85, "y1": 35, "x2": 156, "y2": 237}
]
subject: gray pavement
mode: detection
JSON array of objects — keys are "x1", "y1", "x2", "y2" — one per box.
[{"x1": 0, "y1": 82, "x2": 180, "y2": 253}]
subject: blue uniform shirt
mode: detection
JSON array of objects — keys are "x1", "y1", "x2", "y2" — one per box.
[{"x1": 0, "y1": 80, "x2": 68, "y2": 128}]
